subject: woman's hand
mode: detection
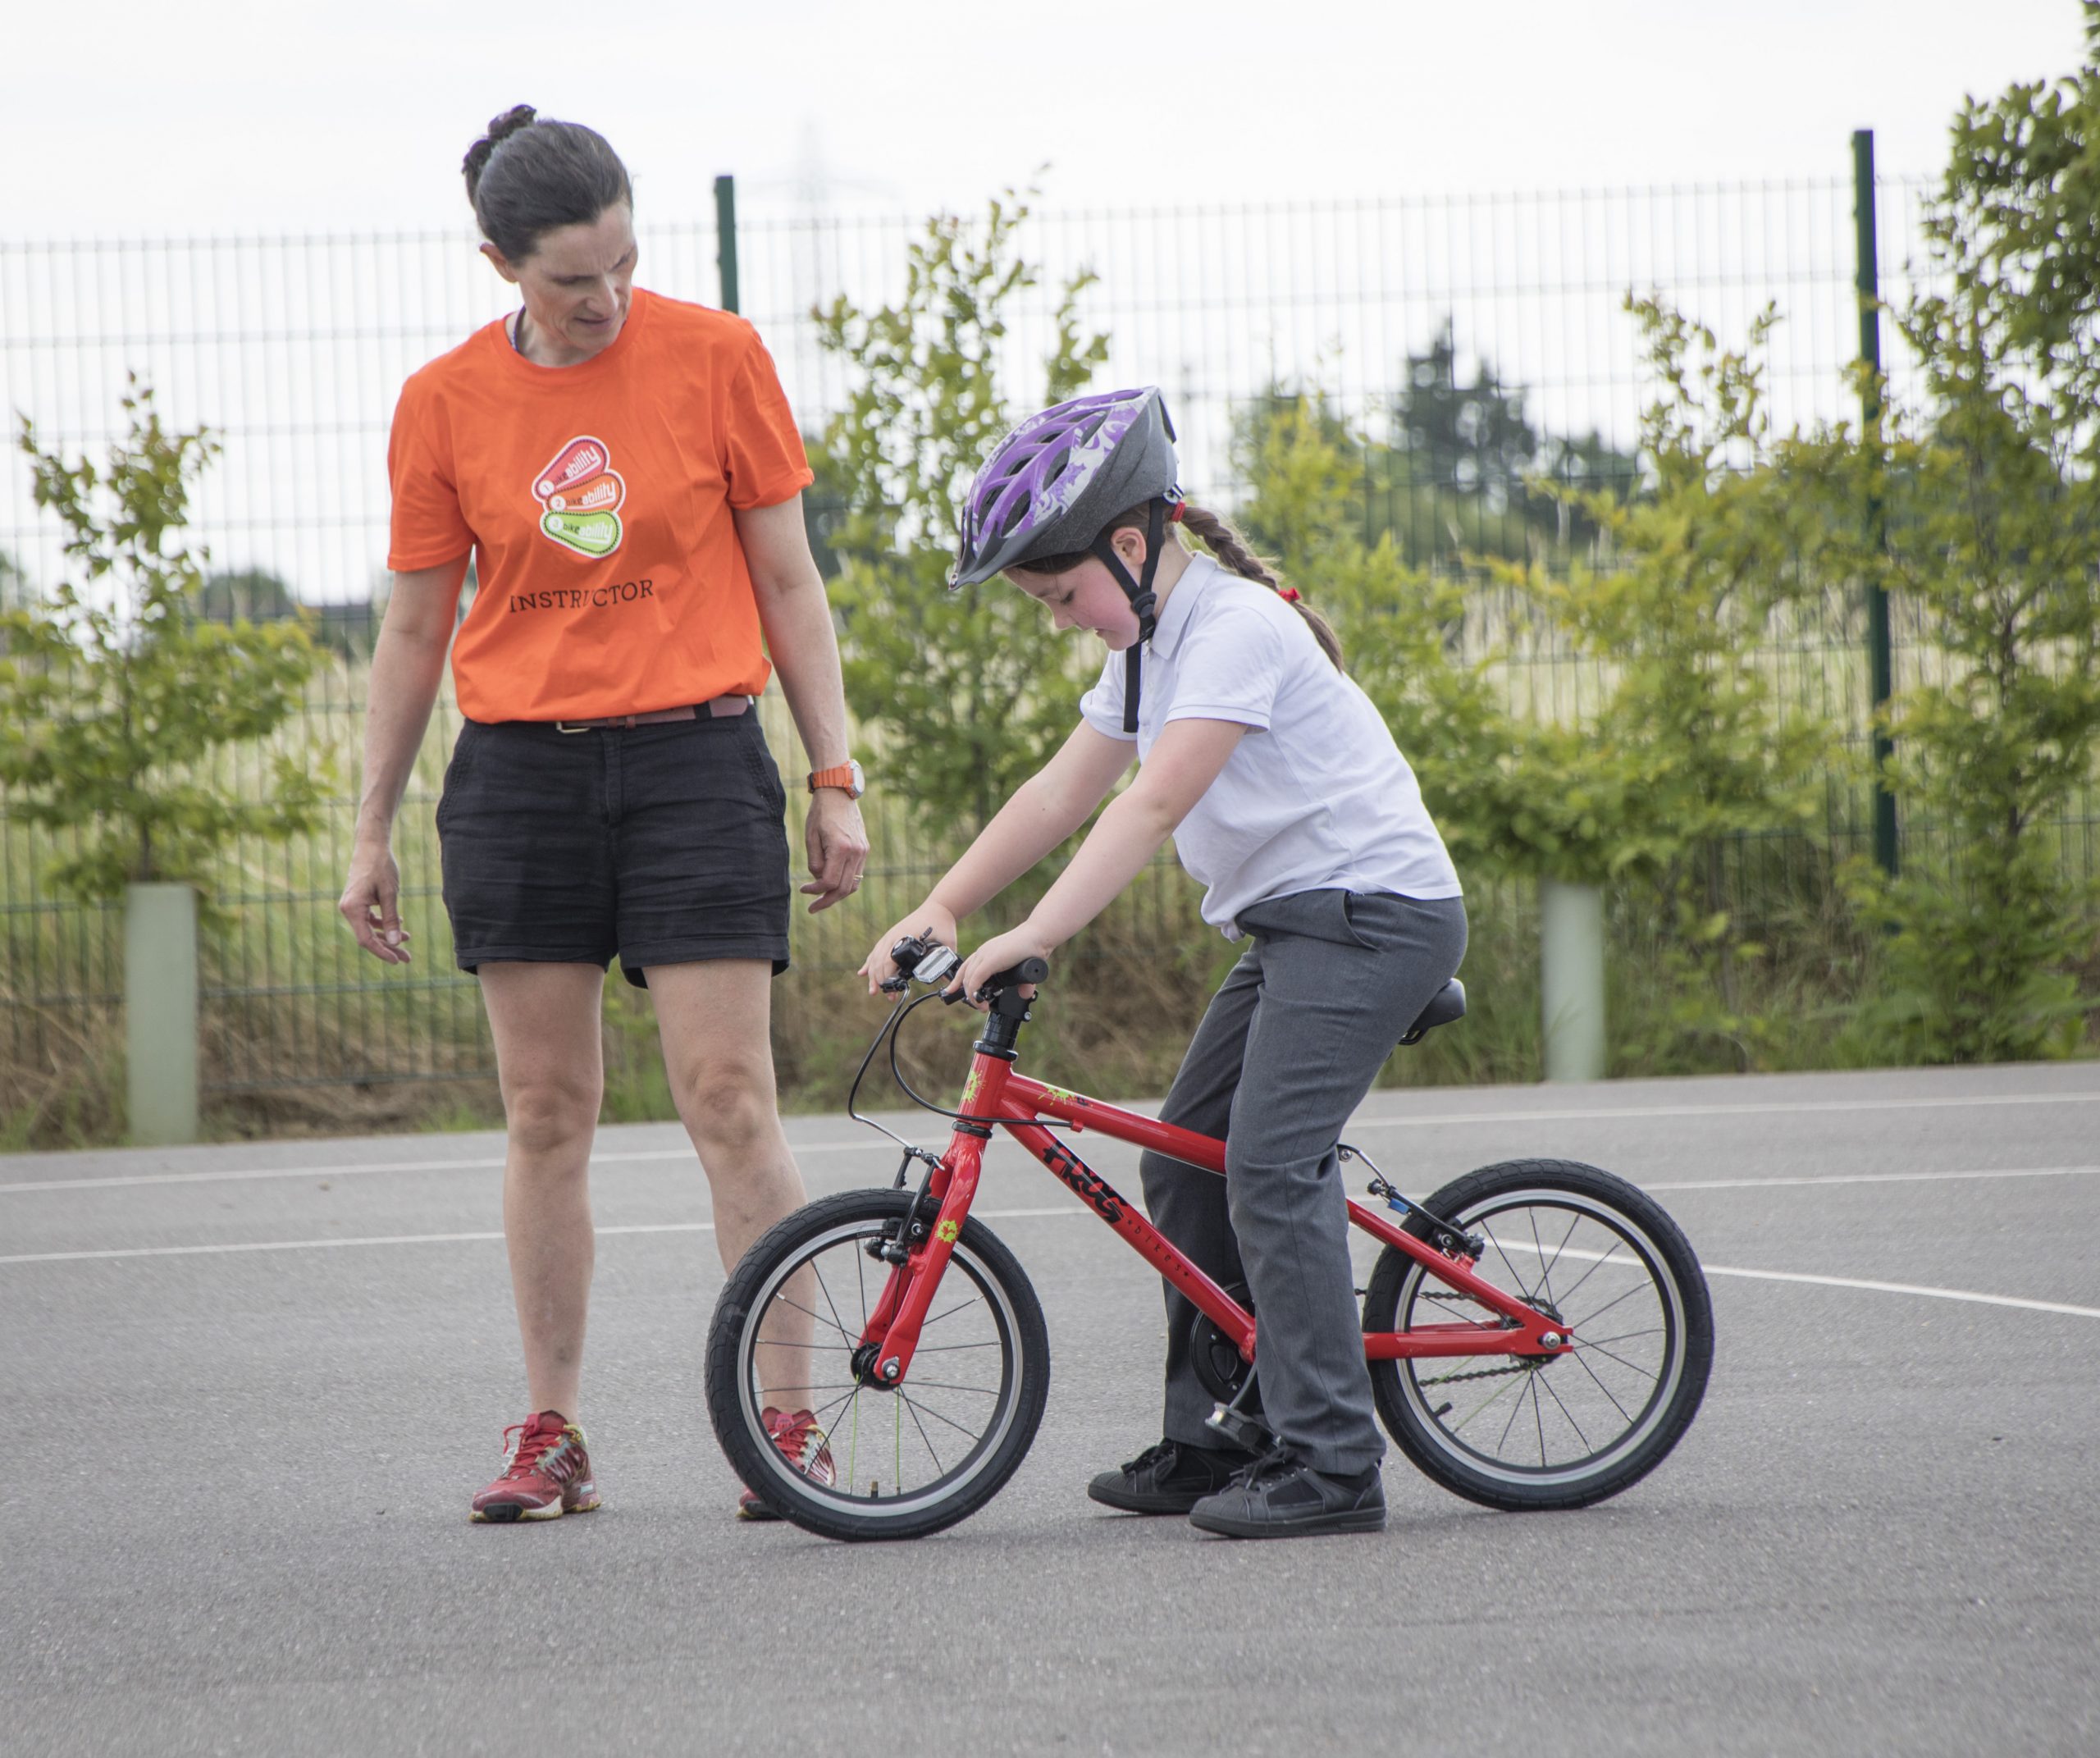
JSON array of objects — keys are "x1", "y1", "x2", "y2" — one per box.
[
  {"x1": 801, "y1": 788, "x2": 870, "y2": 912},
  {"x1": 860, "y1": 901, "x2": 960, "y2": 995},
  {"x1": 948, "y1": 922, "x2": 1056, "y2": 1011},
  {"x1": 339, "y1": 838, "x2": 413, "y2": 965}
]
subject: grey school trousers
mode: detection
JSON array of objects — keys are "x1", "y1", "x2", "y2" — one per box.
[{"x1": 1139, "y1": 888, "x2": 1468, "y2": 1476}]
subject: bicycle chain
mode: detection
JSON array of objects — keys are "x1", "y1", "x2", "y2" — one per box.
[{"x1": 1415, "y1": 1361, "x2": 1536, "y2": 1386}]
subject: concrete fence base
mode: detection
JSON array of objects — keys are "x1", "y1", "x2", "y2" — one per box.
[
  {"x1": 1540, "y1": 878, "x2": 1606, "y2": 1083},
  {"x1": 125, "y1": 881, "x2": 199, "y2": 1144}
]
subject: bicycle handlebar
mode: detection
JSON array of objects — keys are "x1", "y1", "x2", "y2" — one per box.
[{"x1": 886, "y1": 934, "x2": 1048, "y2": 1005}]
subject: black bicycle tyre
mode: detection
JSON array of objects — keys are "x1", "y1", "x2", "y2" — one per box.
[
  {"x1": 1363, "y1": 1158, "x2": 1713, "y2": 1511},
  {"x1": 705, "y1": 1189, "x2": 1051, "y2": 1541}
]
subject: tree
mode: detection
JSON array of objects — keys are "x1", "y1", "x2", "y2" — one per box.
[
  {"x1": 198, "y1": 567, "x2": 298, "y2": 623},
  {"x1": 812, "y1": 191, "x2": 1109, "y2": 838},
  {"x1": 1238, "y1": 304, "x2": 1836, "y2": 1068},
  {"x1": 1232, "y1": 328, "x2": 1637, "y2": 573},
  {"x1": 1792, "y1": 5, "x2": 2100, "y2": 1061},
  {"x1": 2, "y1": 381, "x2": 325, "y2": 904}
]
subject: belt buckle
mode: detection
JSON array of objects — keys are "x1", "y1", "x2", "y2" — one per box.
[{"x1": 554, "y1": 719, "x2": 597, "y2": 734}]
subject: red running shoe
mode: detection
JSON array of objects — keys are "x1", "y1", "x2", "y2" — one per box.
[
  {"x1": 737, "y1": 1407, "x2": 836, "y2": 1521},
  {"x1": 470, "y1": 1411, "x2": 601, "y2": 1523}
]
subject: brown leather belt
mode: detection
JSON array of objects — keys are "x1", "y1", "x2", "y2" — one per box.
[{"x1": 552, "y1": 695, "x2": 751, "y2": 733}]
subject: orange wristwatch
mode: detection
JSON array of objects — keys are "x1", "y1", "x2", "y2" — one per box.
[{"x1": 807, "y1": 760, "x2": 865, "y2": 798}]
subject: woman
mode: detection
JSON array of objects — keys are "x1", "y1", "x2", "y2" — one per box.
[{"x1": 339, "y1": 106, "x2": 869, "y2": 1524}]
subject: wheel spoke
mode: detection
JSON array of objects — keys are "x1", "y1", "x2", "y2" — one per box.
[
  {"x1": 1480, "y1": 1221, "x2": 1540, "y2": 1303},
  {"x1": 812, "y1": 1259, "x2": 856, "y2": 1352},
  {"x1": 922, "y1": 1295, "x2": 983, "y2": 1331},
  {"x1": 1572, "y1": 1337, "x2": 1664, "y2": 1381},
  {"x1": 897, "y1": 1389, "x2": 949, "y2": 1471},
  {"x1": 1445, "y1": 1367, "x2": 1527, "y2": 1436},
  {"x1": 1573, "y1": 1323, "x2": 1664, "y2": 1350},
  {"x1": 1537, "y1": 1208, "x2": 1582, "y2": 1290},
  {"x1": 769, "y1": 1292, "x2": 856, "y2": 1344},
  {"x1": 1495, "y1": 1377, "x2": 1532, "y2": 1453},
  {"x1": 1546, "y1": 1237, "x2": 1628, "y2": 1307},
  {"x1": 1563, "y1": 1277, "x2": 1650, "y2": 1331},
  {"x1": 1535, "y1": 1365, "x2": 1595, "y2": 1452},
  {"x1": 1567, "y1": 1345, "x2": 1638, "y2": 1424}
]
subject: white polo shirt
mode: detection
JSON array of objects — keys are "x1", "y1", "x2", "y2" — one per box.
[{"x1": 1078, "y1": 555, "x2": 1462, "y2": 937}]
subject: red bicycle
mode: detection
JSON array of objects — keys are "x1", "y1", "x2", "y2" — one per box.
[{"x1": 707, "y1": 938, "x2": 1714, "y2": 1541}]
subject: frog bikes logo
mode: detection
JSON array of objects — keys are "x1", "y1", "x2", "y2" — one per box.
[
  {"x1": 532, "y1": 435, "x2": 626, "y2": 559},
  {"x1": 935, "y1": 1218, "x2": 961, "y2": 1244}
]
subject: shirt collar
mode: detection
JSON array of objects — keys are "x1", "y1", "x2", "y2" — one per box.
[{"x1": 1146, "y1": 552, "x2": 1221, "y2": 660}]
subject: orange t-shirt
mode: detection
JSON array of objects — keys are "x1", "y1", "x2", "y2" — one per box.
[{"x1": 386, "y1": 288, "x2": 815, "y2": 722}]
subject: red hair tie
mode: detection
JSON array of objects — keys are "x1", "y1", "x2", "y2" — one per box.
[
  {"x1": 1279, "y1": 586, "x2": 1301, "y2": 603},
  {"x1": 1167, "y1": 501, "x2": 1185, "y2": 523}
]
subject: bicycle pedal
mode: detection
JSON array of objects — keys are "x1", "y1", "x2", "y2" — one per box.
[{"x1": 1204, "y1": 1403, "x2": 1276, "y2": 1455}]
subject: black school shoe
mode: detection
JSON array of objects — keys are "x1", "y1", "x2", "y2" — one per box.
[
  {"x1": 1088, "y1": 1439, "x2": 1259, "y2": 1514},
  {"x1": 1186, "y1": 1448, "x2": 1386, "y2": 1538}
]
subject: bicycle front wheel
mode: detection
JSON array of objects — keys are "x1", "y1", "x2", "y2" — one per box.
[
  {"x1": 1363, "y1": 1158, "x2": 1713, "y2": 1511},
  {"x1": 705, "y1": 1189, "x2": 1050, "y2": 1541}
]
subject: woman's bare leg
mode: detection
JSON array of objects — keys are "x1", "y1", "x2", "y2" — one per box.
[
  {"x1": 646, "y1": 960, "x2": 811, "y2": 1403},
  {"x1": 479, "y1": 961, "x2": 606, "y2": 1420}
]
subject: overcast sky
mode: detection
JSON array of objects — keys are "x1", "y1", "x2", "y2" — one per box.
[{"x1": 7, "y1": 1, "x2": 2089, "y2": 240}]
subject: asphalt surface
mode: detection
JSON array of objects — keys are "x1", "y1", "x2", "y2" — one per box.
[{"x1": 4, "y1": 1060, "x2": 2098, "y2": 1756}]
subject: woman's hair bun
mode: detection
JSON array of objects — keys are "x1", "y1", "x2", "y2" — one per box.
[{"x1": 463, "y1": 105, "x2": 539, "y2": 199}]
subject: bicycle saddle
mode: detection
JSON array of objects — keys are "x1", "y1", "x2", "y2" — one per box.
[{"x1": 1399, "y1": 978, "x2": 1466, "y2": 1045}]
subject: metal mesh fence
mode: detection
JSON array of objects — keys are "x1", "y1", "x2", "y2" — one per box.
[{"x1": 4, "y1": 171, "x2": 2083, "y2": 1106}]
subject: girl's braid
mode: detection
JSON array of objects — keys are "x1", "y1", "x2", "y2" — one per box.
[{"x1": 1179, "y1": 502, "x2": 1344, "y2": 670}]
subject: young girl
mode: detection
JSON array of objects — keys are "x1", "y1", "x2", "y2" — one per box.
[{"x1": 861, "y1": 386, "x2": 1466, "y2": 1538}]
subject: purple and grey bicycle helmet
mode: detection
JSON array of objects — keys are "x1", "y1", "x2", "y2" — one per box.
[{"x1": 952, "y1": 386, "x2": 1181, "y2": 732}]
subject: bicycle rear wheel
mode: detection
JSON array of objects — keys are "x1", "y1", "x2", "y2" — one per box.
[
  {"x1": 705, "y1": 1189, "x2": 1050, "y2": 1541},
  {"x1": 1363, "y1": 1158, "x2": 1712, "y2": 1510}
]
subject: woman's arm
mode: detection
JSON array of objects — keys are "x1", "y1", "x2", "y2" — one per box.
[
  {"x1": 948, "y1": 717, "x2": 1246, "y2": 1002},
  {"x1": 338, "y1": 557, "x2": 468, "y2": 963},
  {"x1": 736, "y1": 495, "x2": 870, "y2": 912},
  {"x1": 859, "y1": 721, "x2": 1134, "y2": 991}
]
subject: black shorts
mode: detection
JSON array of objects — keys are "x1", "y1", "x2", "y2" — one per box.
[{"x1": 436, "y1": 710, "x2": 792, "y2": 987}]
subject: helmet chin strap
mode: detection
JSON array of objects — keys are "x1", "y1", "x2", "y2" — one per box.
[{"x1": 1088, "y1": 498, "x2": 1170, "y2": 735}]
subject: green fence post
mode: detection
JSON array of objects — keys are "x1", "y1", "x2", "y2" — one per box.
[
  {"x1": 714, "y1": 174, "x2": 740, "y2": 315},
  {"x1": 1853, "y1": 128, "x2": 1898, "y2": 878}
]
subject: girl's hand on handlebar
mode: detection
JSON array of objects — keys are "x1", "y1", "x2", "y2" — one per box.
[
  {"x1": 860, "y1": 902, "x2": 959, "y2": 995},
  {"x1": 949, "y1": 924, "x2": 1053, "y2": 1011}
]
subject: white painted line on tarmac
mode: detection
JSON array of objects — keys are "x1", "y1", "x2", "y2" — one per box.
[
  {"x1": 0, "y1": 1141, "x2": 879, "y2": 1196},
  {"x1": 5, "y1": 1086, "x2": 2097, "y2": 1196},
  {"x1": 6, "y1": 1207, "x2": 2098, "y2": 1326},
  {"x1": 1346, "y1": 1089, "x2": 2100, "y2": 1132},
  {"x1": 1698, "y1": 1263, "x2": 2100, "y2": 1320},
  {"x1": 1645, "y1": 1164, "x2": 2100, "y2": 1192},
  {"x1": 1497, "y1": 1240, "x2": 2100, "y2": 1322},
  {"x1": 0, "y1": 1206, "x2": 1084, "y2": 1265}
]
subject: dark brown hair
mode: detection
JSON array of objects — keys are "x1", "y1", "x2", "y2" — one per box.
[
  {"x1": 1015, "y1": 499, "x2": 1344, "y2": 669},
  {"x1": 462, "y1": 105, "x2": 632, "y2": 263}
]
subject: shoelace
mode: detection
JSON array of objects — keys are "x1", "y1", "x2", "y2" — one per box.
[
  {"x1": 1118, "y1": 1441, "x2": 1177, "y2": 1477},
  {"x1": 500, "y1": 1422, "x2": 566, "y2": 1480},
  {"x1": 768, "y1": 1410, "x2": 819, "y2": 1466},
  {"x1": 1232, "y1": 1444, "x2": 1303, "y2": 1489}
]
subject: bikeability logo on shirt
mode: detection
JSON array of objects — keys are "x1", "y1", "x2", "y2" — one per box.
[{"x1": 532, "y1": 435, "x2": 626, "y2": 558}]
